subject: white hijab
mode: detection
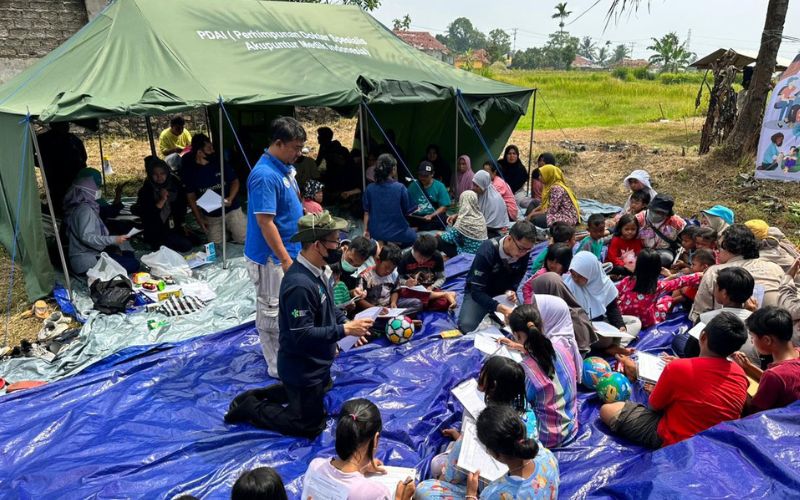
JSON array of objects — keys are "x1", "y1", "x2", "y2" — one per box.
[
  {"x1": 472, "y1": 170, "x2": 510, "y2": 229},
  {"x1": 563, "y1": 251, "x2": 618, "y2": 319},
  {"x1": 623, "y1": 169, "x2": 658, "y2": 210},
  {"x1": 534, "y1": 293, "x2": 582, "y2": 380}
]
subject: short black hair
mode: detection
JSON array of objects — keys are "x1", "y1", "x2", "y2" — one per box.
[
  {"x1": 549, "y1": 221, "x2": 575, "y2": 243},
  {"x1": 544, "y1": 243, "x2": 573, "y2": 271},
  {"x1": 720, "y1": 224, "x2": 760, "y2": 259},
  {"x1": 413, "y1": 233, "x2": 438, "y2": 258},
  {"x1": 484, "y1": 160, "x2": 499, "y2": 173},
  {"x1": 317, "y1": 126, "x2": 333, "y2": 141},
  {"x1": 693, "y1": 248, "x2": 717, "y2": 266},
  {"x1": 746, "y1": 306, "x2": 794, "y2": 342},
  {"x1": 510, "y1": 220, "x2": 537, "y2": 242},
  {"x1": 170, "y1": 116, "x2": 185, "y2": 127},
  {"x1": 537, "y1": 152, "x2": 556, "y2": 165},
  {"x1": 190, "y1": 133, "x2": 210, "y2": 151},
  {"x1": 678, "y1": 225, "x2": 700, "y2": 241},
  {"x1": 231, "y1": 467, "x2": 288, "y2": 500},
  {"x1": 269, "y1": 116, "x2": 307, "y2": 144},
  {"x1": 716, "y1": 267, "x2": 755, "y2": 304},
  {"x1": 703, "y1": 311, "x2": 748, "y2": 357},
  {"x1": 696, "y1": 227, "x2": 718, "y2": 242},
  {"x1": 329, "y1": 261, "x2": 342, "y2": 277},
  {"x1": 378, "y1": 242, "x2": 402, "y2": 264},
  {"x1": 630, "y1": 189, "x2": 651, "y2": 205},
  {"x1": 587, "y1": 213, "x2": 605, "y2": 227},
  {"x1": 349, "y1": 236, "x2": 376, "y2": 260}
]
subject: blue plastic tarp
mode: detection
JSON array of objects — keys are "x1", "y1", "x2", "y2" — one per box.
[{"x1": 1, "y1": 259, "x2": 799, "y2": 499}]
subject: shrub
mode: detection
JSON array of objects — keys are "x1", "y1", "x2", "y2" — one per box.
[
  {"x1": 612, "y1": 67, "x2": 633, "y2": 81},
  {"x1": 633, "y1": 66, "x2": 655, "y2": 80}
]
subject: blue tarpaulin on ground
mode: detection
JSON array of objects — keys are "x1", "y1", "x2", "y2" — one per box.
[{"x1": 1, "y1": 257, "x2": 799, "y2": 499}]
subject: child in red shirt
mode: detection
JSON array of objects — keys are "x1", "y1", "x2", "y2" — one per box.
[
  {"x1": 734, "y1": 306, "x2": 800, "y2": 415},
  {"x1": 606, "y1": 214, "x2": 643, "y2": 278},
  {"x1": 670, "y1": 248, "x2": 716, "y2": 306},
  {"x1": 615, "y1": 248, "x2": 703, "y2": 329},
  {"x1": 600, "y1": 312, "x2": 749, "y2": 448}
]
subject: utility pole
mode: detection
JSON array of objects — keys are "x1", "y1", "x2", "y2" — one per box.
[
  {"x1": 628, "y1": 41, "x2": 635, "y2": 58},
  {"x1": 512, "y1": 28, "x2": 518, "y2": 52}
]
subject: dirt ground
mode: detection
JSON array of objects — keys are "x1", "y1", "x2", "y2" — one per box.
[{"x1": 3, "y1": 115, "x2": 800, "y2": 346}]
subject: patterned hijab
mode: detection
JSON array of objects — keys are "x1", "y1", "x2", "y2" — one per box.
[
  {"x1": 539, "y1": 165, "x2": 580, "y2": 220},
  {"x1": 454, "y1": 190, "x2": 487, "y2": 241}
]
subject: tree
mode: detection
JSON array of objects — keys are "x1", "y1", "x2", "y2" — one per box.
[
  {"x1": 552, "y1": 2, "x2": 572, "y2": 34},
  {"x1": 578, "y1": 36, "x2": 597, "y2": 61},
  {"x1": 438, "y1": 17, "x2": 487, "y2": 53},
  {"x1": 284, "y1": 0, "x2": 380, "y2": 9},
  {"x1": 392, "y1": 14, "x2": 411, "y2": 31},
  {"x1": 510, "y1": 47, "x2": 548, "y2": 70},
  {"x1": 611, "y1": 43, "x2": 630, "y2": 64},
  {"x1": 545, "y1": 31, "x2": 580, "y2": 69},
  {"x1": 596, "y1": 45, "x2": 609, "y2": 67},
  {"x1": 486, "y1": 29, "x2": 511, "y2": 62},
  {"x1": 646, "y1": 32, "x2": 695, "y2": 72}
]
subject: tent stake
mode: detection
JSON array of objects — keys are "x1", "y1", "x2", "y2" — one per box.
[
  {"x1": 97, "y1": 122, "x2": 106, "y2": 196},
  {"x1": 144, "y1": 116, "x2": 156, "y2": 157},
  {"x1": 28, "y1": 122, "x2": 72, "y2": 302},
  {"x1": 528, "y1": 90, "x2": 538, "y2": 198},
  {"x1": 218, "y1": 105, "x2": 227, "y2": 269},
  {"x1": 359, "y1": 103, "x2": 367, "y2": 192}
]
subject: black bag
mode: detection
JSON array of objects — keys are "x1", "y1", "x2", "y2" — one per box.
[{"x1": 90, "y1": 274, "x2": 134, "y2": 314}]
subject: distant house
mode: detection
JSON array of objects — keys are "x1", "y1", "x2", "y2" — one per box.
[
  {"x1": 455, "y1": 48, "x2": 491, "y2": 70},
  {"x1": 393, "y1": 30, "x2": 453, "y2": 64},
  {"x1": 613, "y1": 58, "x2": 650, "y2": 69},
  {"x1": 572, "y1": 55, "x2": 602, "y2": 70}
]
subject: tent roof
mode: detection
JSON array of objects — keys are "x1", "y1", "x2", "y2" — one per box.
[
  {"x1": 0, "y1": 0, "x2": 529, "y2": 121},
  {"x1": 690, "y1": 48, "x2": 790, "y2": 71}
]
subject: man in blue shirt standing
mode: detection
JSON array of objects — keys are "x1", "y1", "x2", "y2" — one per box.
[
  {"x1": 407, "y1": 161, "x2": 450, "y2": 231},
  {"x1": 244, "y1": 117, "x2": 306, "y2": 378}
]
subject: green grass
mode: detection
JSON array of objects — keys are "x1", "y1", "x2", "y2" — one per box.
[{"x1": 489, "y1": 70, "x2": 709, "y2": 130}]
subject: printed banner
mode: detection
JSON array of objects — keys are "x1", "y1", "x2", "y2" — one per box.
[{"x1": 756, "y1": 53, "x2": 800, "y2": 181}]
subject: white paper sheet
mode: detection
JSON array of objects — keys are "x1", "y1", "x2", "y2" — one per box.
[
  {"x1": 451, "y1": 378, "x2": 486, "y2": 418},
  {"x1": 301, "y1": 471, "x2": 349, "y2": 500},
  {"x1": 592, "y1": 321, "x2": 635, "y2": 339},
  {"x1": 688, "y1": 322, "x2": 706, "y2": 340},
  {"x1": 473, "y1": 327, "x2": 523, "y2": 363},
  {"x1": 196, "y1": 189, "x2": 223, "y2": 213},
  {"x1": 400, "y1": 285, "x2": 429, "y2": 293},
  {"x1": 636, "y1": 352, "x2": 666, "y2": 383},
  {"x1": 355, "y1": 307, "x2": 382, "y2": 321},
  {"x1": 457, "y1": 416, "x2": 508, "y2": 483},
  {"x1": 125, "y1": 227, "x2": 142, "y2": 237},
  {"x1": 753, "y1": 284, "x2": 766, "y2": 307},
  {"x1": 365, "y1": 466, "x2": 416, "y2": 492},
  {"x1": 337, "y1": 334, "x2": 359, "y2": 352}
]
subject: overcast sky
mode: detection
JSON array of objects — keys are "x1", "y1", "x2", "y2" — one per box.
[{"x1": 372, "y1": 0, "x2": 800, "y2": 63}]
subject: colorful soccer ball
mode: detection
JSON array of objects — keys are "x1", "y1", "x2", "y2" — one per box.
[
  {"x1": 385, "y1": 316, "x2": 414, "y2": 344},
  {"x1": 595, "y1": 372, "x2": 632, "y2": 403},
  {"x1": 582, "y1": 356, "x2": 612, "y2": 389}
]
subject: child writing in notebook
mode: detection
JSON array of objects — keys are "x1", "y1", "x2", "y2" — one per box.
[
  {"x1": 302, "y1": 398, "x2": 415, "y2": 500},
  {"x1": 734, "y1": 306, "x2": 800, "y2": 415},
  {"x1": 417, "y1": 406, "x2": 559, "y2": 500},
  {"x1": 615, "y1": 248, "x2": 704, "y2": 329},
  {"x1": 605, "y1": 214, "x2": 643, "y2": 278},
  {"x1": 670, "y1": 248, "x2": 716, "y2": 308},
  {"x1": 671, "y1": 225, "x2": 700, "y2": 271},
  {"x1": 528, "y1": 222, "x2": 576, "y2": 275},
  {"x1": 521, "y1": 243, "x2": 574, "y2": 303}
]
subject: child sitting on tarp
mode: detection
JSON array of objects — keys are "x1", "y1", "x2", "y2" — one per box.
[
  {"x1": 669, "y1": 248, "x2": 716, "y2": 309},
  {"x1": 575, "y1": 213, "x2": 611, "y2": 260},
  {"x1": 671, "y1": 225, "x2": 700, "y2": 272},
  {"x1": 397, "y1": 234, "x2": 456, "y2": 311},
  {"x1": 302, "y1": 180, "x2": 324, "y2": 215},
  {"x1": 528, "y1": 221, "x2": 576, "y2": 275}
]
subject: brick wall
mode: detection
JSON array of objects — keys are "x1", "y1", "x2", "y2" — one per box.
[{"x1": 0, "y1": 0, "x2": 89, "y2": 83}]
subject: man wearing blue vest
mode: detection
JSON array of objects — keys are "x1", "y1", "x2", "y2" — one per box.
[{"x1": 244, "y1": 117, "x2": 306, "y2": 378}]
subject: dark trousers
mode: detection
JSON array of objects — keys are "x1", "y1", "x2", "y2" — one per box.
[{"x1": 224, "y1": 380, "x2": 327, "y2": 438}]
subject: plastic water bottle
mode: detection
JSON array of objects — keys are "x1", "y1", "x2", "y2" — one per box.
[{"x1": 102, "y1": 156, "x2": 114, "y2": 175}]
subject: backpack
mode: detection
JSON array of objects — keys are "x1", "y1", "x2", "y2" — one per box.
[{"x1": 90, "y1": 274, "x2": 134, "y2": 314}]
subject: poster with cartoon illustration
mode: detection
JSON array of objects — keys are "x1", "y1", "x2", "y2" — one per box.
[{"x1": 756, "y1": 53, "x2": 800, "y2": 181}]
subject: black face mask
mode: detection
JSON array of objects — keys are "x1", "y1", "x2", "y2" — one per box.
[{"x1": 322, "y1": 247, "x2": 342, "y2": 266}]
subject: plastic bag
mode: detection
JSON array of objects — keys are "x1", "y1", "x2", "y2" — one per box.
[
  {"x1": 87, "y1": 252, "x2": 129, "y2": 286},
  {"x1": 141, "y1": 246, "x2": 192, "y2": 278}
]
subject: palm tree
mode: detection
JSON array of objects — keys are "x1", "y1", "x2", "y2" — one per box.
[
  {"x1": 646, "y1": 32, "x2": 694, "y2": 72},
  {"x1": 596, "y1": 46, "x2": 609, "y2": 67},
  {"x1": 552, "y1": 2, "x2": 572, "y2": 35},
  {"x1": 612, "y1": 44, "x2": 630, "y2": 64},
  {"x1": 578, "y1": 36, "x2": 597, "y2": 61}
]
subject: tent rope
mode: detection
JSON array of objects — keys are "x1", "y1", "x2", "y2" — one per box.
[
  {"x1": 454, "y1": 90, "x2": 507, "y2": 183},
  {"x1": 218, "y1": 98, "x2": 253, "y2": 171},
  {"x1": 4, "y1": 115, "x2": 31, "y2": 347},
  {"x1": 361, "y1": 101, "x2": 447, "y2": 230}
]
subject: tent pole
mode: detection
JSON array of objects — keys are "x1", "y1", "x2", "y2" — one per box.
[
  {"x1": 28, "y1": 122, "x2": 72, "y2": 302},
  {"x1": 454, "y1": 96, "x2": 459, "y2": 191},
  {"x1": 218, "y1": 105, "x2": 227, "y2": 269},
  {"x1": 205, "y1": 107, "x2": 213, "y2": 141},
  {"x1": 528, "y1": 90, "x2": 537, "y2": 198},
  {"x1": 97, "y1": 122, "x2": 106, "y2": 195},
  {"x1": 359, "y1": 103, "x2": 366, "y2": 192},
  {"x1": 144, "y1": 116, "x2": 157, "y2": 157}
]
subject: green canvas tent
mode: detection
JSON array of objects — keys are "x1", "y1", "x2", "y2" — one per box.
[{"x1": 0, "y1": 0, "x2": 533, "y2": 301}]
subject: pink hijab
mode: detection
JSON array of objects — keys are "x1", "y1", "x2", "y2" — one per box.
[{"x1": 455, "y1": 155, "x2": 474, "y2": 197}]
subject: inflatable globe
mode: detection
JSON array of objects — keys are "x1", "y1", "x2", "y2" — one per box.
[
  {"x1": 595, "y1": 372, "x2": 632, "y2": 403},
  {"x1": 582, "y1": 356, "x2": 612, "y2": 389},
  {"x1": 385, "y1": 316, "x2": 415, "y2": 344}
]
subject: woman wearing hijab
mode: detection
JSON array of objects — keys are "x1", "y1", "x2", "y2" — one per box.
[
  {"x1": 700, "y1": 205, "x2": 734, "y2": 240},
  {"x1": 526, "y1": 165, "x2": 580, "y2": 228},
  {"x1": 135, "y1": 157, "x2": 196, "y2": 252},
  {"x1": 564, "y1": 252, "x2": 641, "y2": 355},
  {"x1": 483, "y1": 161, "x2": 519, "y2": 220},
  {"x1": 497, "y1": 144, "x2": 528, "y2": 195},
  {"x1": 454, "y1": 155, "x2": 474, "y2": 198},
  {"x1": 745, "y1": 219, "x2": 800, "y2": 275},
  {"x1": 63, "y1": 177, "x2": 139, "y2": 274},
  {"x1": 469, "y1": 170, "x2": 510, "y2": 237},
  {"x1": 438, "y1": 190, "x2": 487, "y2": 257},
  {"x1": 525, "y1": 271, "x2": 597, "y2": 354},
  {"x1": 622, "y1": 170, "x2": 658, "y2": 212},
  {"x1": 423, "y1": 144, "x2": 451, "y2": 187}
]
